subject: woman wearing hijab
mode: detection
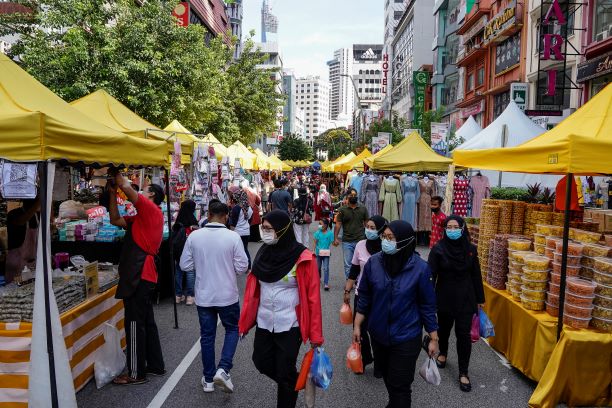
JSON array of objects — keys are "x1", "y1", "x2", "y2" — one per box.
[
  {"x1": 291, "y1": 187, "x2": 314, "y2": 246},
  {"x1": 173, "y1": 200, "x2": 198, "y2": 305},
  {"x1": 229, "y1": 189, "x2": 254, "y2": 269},
  {"x1": 317, "y1": 184, "x2": 332, "y2": 221},
  {"x1": 354, "y1": 220, "x2": 438, "y2": 407},
  {"x1": 428, "y1": 215, "x2": 485, "y2": 392},
  {"x1": 239, "y1": 210, "x2": 323, "y2": 408},
  {"x1": 343, "y1": 215, "x2": 387, "y2": 374}
]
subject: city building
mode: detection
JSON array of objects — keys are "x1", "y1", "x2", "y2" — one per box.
[
  {"x1": 327, "y1": 47, "x2": 355, "y2": 124},
  {"x1": 261, "y1": 0, "x2": 278, "y2": 43},
  {"x1": 382, "y1": 0, "x2": 408, "y2": 119},
  {"x1": 353, "y1": 44, "x2": 385, "y2": 110},
  {"x1": 188, "y1": 0, "x2": 232, "y2": 45},
  {"x1": 225, "y1": 0, "x2": 243, "y2": 58},
  {"x1": 391, "y1": 0, "x2": 436, "y2": 122},
  {"x1": 431, "y1": 0, "x2": 462, "y2": 130},
  {"x1": 282, "y1": 70, "x2": 306, "y2": 139},
  {"x1": 295, "y1": 76, "x2": 331, "y2": 144}
]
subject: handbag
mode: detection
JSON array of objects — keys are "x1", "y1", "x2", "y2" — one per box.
[{"x1": 318, "y1": 249, "x2": 331, "y2": 257}]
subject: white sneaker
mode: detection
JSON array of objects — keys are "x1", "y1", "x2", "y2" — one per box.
[
  {"x1": 201, "y1": 376, "x2": 214, "y2": 393},
  {"x1": 213, "y1": 368, "x2": 234, "y2": 393},
  {"x1": 186, "y1": 296, "x2": 195, "y2": 305}
]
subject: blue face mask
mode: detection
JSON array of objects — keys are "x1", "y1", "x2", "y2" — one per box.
[
  {"x1": 381, "y1": 237, "x2": 414, "y2": 255},
  {"x1": 365, "y1": 228, "x2": 379, "y2": 240},
  {"x1": 446, "y1": 229, "x2": 462, "y2": 240}
]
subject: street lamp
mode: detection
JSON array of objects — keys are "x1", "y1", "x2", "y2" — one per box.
[{"x1": 340, "y1": 73, "x2": 363, "y2": 145}]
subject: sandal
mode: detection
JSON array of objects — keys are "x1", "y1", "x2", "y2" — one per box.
[
  {"x1": 113, "y1": 374, "x2": 149, "y2": 385},
  {"x1": 435, "y1": 356, "x2": 447, "y2": 369},
  {"x1": 459, "y1": 375, "x2": 472, "y2": 392}
]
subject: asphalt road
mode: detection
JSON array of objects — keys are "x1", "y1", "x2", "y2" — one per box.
[{"x1": 77, "y1": 224, "x2": 538, "y2": 408}]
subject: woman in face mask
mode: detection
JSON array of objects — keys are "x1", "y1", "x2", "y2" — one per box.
[
  {"x1": 353, "y1": 220, "x2": 439, "y2": 407},
  {"x1": 427, "y1": 215, "x2": 485, "y2": 392},
  {"x1": 238, "y1": 210, "x2": 324, "y2": 408}
]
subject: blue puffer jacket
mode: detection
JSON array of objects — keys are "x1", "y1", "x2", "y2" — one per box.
[{"x1": 356, "y1": 252, "x2": 438, "y2": 346}]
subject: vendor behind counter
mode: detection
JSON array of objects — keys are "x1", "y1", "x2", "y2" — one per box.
[{"x1": 5, "y1": 198, "x2": 40, "y2": 284}]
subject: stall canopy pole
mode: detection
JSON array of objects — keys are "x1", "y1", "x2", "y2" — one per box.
[
  {"x1": 40, "y1": 162, "x2": 59, "y2": 408},
  {"x1": 556, "y1": 172, "x2": 573, "y2": 341},
  {"x1": 165, "y1": 168, "x2": 179, "y2": 329}
]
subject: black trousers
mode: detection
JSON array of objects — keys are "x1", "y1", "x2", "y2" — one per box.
[
  {"x1": 123, "y1": 280, "x2": 165, "y2": 379},
  {"x1": 371, "y1": 337, "x2": 421, "y2": 408},
  {"x1": 253, "y1": 327, "x2": 302, "y2": 408},
  {"x1": 438, "y1": 311, "x2": 473, "y2": 375},
  {"x1": 353, "y1": 295, "x2": 373, "y2": 365},
  {"x1": 240, "y1": 235, "x2": 251, "y2": 269}
]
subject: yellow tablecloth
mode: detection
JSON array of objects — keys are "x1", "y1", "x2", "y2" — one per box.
[
  {"x1": 483, "y1": 284, "x2": 612, "y2": 408},
  {"x1": 0, "y1": 286, "x2": 125, "y2": 407}
]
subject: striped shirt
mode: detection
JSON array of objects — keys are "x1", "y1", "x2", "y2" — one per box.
[{"x1": 257, "y1": 265, "x2": 300, "y2": 333}]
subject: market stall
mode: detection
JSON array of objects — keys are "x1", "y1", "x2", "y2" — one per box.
[
  {"x1": 337, "y1": 148, "x2": 371, "y2": 173},
  {"x1": 226, "y1": 141, "x2": 257, "y2": 170},
  {"x1": 454, "y1": 114, "x2": 482, "y2": 142},
  {"x1": 453, "y1": 83, "x2": 612, "y2": 408},
  {"x1": 326, "y1": 153, "x2": 355, "y2": 173},
  {"x1": 362, "y1": 144, "x2": 393, "y2": 168}
]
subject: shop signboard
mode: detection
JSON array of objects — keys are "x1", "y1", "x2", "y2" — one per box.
[
  {"x1": 412, "y1": 71, "x2": 429, "y2": 129},
  {"x1": 463, "y1": 16, "x2": 489, "y2": 42},
  {"x1": 382, "y1": 54, "x2": 389, "y2": 94},
  {"x1": 460, "y1": 99, "x2": 485, "y2": 118},
  {"x1": 430, "y1": 123, "x2": 449, "y2": 155},
  {"x1": 495, "y1": 34, "x2": 521, "y2": 74},
  {"x1": 576, "y1": 51, "x2": 612, "y2": 83},
  {"x1": 372, "y1": 133, "x2": 391, "y2": 153},
  {"x1": 483, "y1": 0, "x2": 517, "y2": 45},
  {"x1": 172, "y1": 2, "x2": 189, "y2": 27},
  {"x1": 510, "y1": 83, "x2": 529, "y2": 111},
  {"x1": 266, "y1": 137, "x2": 278, "y2": 146}
]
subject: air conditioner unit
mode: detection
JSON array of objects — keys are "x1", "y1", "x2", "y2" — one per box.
[{"x1": 596, "y1": 28, "x2": 610, "y2": 42}]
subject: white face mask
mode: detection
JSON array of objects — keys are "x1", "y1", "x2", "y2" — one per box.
[{"x1": 259, "y1": 226, "x2": 278, "y2": 245}]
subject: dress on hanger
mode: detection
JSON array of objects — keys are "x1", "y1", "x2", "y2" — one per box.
[
  {"x1": 379, "y1": 177, "x2": 402, "y2": 221},
  {"x1": 417, "y1": 178, "x2": 434, "y2": 231},
  {"x1": 401, "y1": 177, "x2": 420, "y2": 228},
  {"x1": 361, "y1": 176, "x2": 380, "y2": 216},
  {"x1": 469, "y1": 175, "x2": 490, "y2": 218},
  {"x1": 434, "y1": 176, "x2": 447, "y2": 198},
  {"x1": 453, "y1": 177, "x2": 469, "y2": 217},
  {"x1": 350, "y1": 174, "x2": 365, "y2": 199}
]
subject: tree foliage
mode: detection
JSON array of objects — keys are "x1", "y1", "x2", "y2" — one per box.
[
  {"x1": 419, "y1": 107, "x2": 463, "y2": 151},
  {"x1": 0, "y1": 0, "x2": 282, "y2": 145},
  {"x1": 363, "y1": 111, "x2": 410, "y2": 148},
  {"x1": 313, "y1": 128, "x2": 352, "y2": 160},
  {"x1": 278, "y1": 134, "x2": 311, "y2": 161}
]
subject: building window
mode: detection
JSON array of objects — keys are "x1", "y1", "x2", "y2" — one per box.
[
  {"x1": 493, "y1": 91, "x2": 511, "y2": 118},
  {"x1": 594, "y1": 1, "x2": 612, "y2": 41},
  {"x1": 467, "y1": 73, "x2": 474, "y2": 91},
  {"x1": 394, "y1": 10, "x2": 403, "y2": 20},
  {"x1": 477, "y1": 67, "x2": 484, "y2": 86}
]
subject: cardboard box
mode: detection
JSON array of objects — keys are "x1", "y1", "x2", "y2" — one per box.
[
  {"x1": 587, "y1": 209, "x2": 612, "y2": 232},
  {"x1": 605, "y1": 214, "x2": 612, "y2": 232}
]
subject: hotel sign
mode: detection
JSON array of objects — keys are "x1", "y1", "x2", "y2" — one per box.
[{"x1": 483, "y1": 0, "x2": 517, "y2": 44}]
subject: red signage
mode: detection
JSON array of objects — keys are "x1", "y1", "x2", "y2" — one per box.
[
  {"x1": 172, "y1": 2, "x2": 189, "y2": 27},
  {"x1": 461, "y1": 100, "x2": 485, "y2": 118}
]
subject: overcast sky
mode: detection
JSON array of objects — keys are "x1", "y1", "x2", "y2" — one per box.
[{"x1": 242, "y1": 0, "x2": 384, "y2": 79}]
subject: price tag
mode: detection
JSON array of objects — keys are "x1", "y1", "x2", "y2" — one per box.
[{"x1": 86, "y1": 206, "x2": 106, "y2": 218}]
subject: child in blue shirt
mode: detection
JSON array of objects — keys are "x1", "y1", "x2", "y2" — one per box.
[{"x1": 313, "y1": 218, "x2": 334, "y2": 290}]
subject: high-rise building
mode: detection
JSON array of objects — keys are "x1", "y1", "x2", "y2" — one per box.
[
  {"x1": 282, "y1": 70, "x2": 306, "y2": 139},
  {"x1": 261, "y1": 0, "x2": 279, "y2": 43},
  {"x1": 327, "y1": 48, "x2": 354, "y2": 125},
  {"x1": 382, "y1": 0, "x2": 408, "y2": 118},
  {"x1": 295, "y1": 76, "x2": 331, "y2": 144},
  {"x1": 188, "y1": 0, "x2": 232, "y2": 45},
  {"x1": 352, "y1": 44, "x2": 384, "y2": 110},
  {"x1": 225, "y1": 0, "x2": 243, "y2": 58}
]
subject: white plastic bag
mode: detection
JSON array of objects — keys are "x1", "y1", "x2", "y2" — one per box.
[
  {"x1": 58, "y1": 200, "x2": 86, "y2": 220},
  {"x1": 94, "y1": 323, "x2": 125, "y2": 389},
  {"x1": 305, "y1": 374, "x2": 316, "y2": 408},
  {"x1": 419, "y1": 357, "x2": 441, "y2": 386}
]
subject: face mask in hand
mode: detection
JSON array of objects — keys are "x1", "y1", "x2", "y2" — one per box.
[
  {"x1": 381, "y1": 237, "x2": 414, "y2": 255},
  {"x1": 446, "y1": 229, "x2": 462, "y2": 240},
  {"x1": 259, "y1": 226, "x2": 278, "y2": 245},
  {"x1": 365, "y1": 228, "x2": 379, "y2": 240}
]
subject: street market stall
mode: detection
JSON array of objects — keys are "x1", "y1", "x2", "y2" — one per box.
[
  {"x1": 454, "y1": 115, "x2": 482, "y2": 142},
  {"x1": 226, "y1": 141, "x2": 257, "y2": 170},
  {"x1": 337, "y1": 148, "x2": 371, "y2": 173},
  {"x1": 453, "y1": 83, "x2": 612, "y2": 408},
  {"x1": 362, "y1": 144, "x2": 393, "y2": 168}
]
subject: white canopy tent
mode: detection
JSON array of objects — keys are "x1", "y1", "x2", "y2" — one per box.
[
  {"x1": 455, "y1": 115, "x2": 482, "y2": 141},
  {"x1": 453, "y1": 101, "x2": 560, "y2": 188}
]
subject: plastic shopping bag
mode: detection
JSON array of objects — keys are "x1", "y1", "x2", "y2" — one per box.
[
  {"x1": 94, "y1": 323, "x2": 126, "y2": 389},
  {"x1": 345, "y1": 342, "x2": 363, "y2": 374},
  {"x1": 305, "y1": 374, "x2": 316, "y2": 408},
  {"x1": 479, "y1": 308, "x2": 495, "y2": 338},
  {"x1": 339, "y1": 303, "x2": 353, "y2": 325},
  {"x1": 310, "y1": 347, "x2": 333, "y2": 390},
  {"x1": 419, "y1": 357, "x2": 441, "y2": 386},
  {"x1": 295, "y1": 349, "x2": 315, "y2": 391},
  {"x1": 471, "y1": 313, "x2": 480, "y2": 343}
]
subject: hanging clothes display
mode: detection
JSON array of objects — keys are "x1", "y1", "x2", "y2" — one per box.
[
  {"x1": 417, "y1": 178, "x2": 434, "y2": 231},
  {"x1": 379, "y1": 176, "x2": 402, "y2": 221},
  {"x1": 400, "y1": 176, "x2": 419, "y2": 228},
  {"x1": 469, "y1": 174, "x2": 491, "y2": 218},
  {"x1": 349, "y1": 172, "x2": 365, "y2": 198},
  {"x1": 360, "y1": 174, "x2": 380, "y2": 216},
  {"x1": 453, "y1": 176, "x2": 469, "y2": 217},
  {"x1": 434, "y1": 175, "x2": 447, "y2": 198}
]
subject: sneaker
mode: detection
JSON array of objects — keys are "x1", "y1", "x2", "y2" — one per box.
[
  {"x1": 324, "y1": 285, "x2": 330, "y2": 291},
  {"x1": 201, "y1": 377, "x2": 214, "y2": 393},
  {"x1": 186, "y1": 296, "x2": 195, "y2": 305},
  {"x1": 213, "y1": 368, "x2": 234, "y2": 393},
  {"x1": 175, "y1": 295, "x2": 185, "y2": 304}
]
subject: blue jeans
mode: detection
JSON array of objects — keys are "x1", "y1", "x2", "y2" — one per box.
[
  {"x1": 342, "y1": 241, "x2": 357, "y2": 279},
  {"x1": 317, "y1": 255, "x2": 330, "y2": 285},
  {"x1": 175, "y1": 261, "x2": 195, "y2": 297},
  {"x1": 197, "y1": 302, "x2": 240, "y2": 383}
]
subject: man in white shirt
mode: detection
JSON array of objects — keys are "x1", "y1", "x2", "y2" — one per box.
[{"x1": 180, "y1": 200, "x2": 248, "y2": 394}]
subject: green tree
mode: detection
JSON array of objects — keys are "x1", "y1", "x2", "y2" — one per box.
[
  {"x1": 278, "y1": 134, "x2": 311, "y2": 161},
  {"x1": 363, "y1": 111, "x2": 411, "y2": 148},
  {"x1": 313, "y1": 128, "x2": 352, "y2": 160}
]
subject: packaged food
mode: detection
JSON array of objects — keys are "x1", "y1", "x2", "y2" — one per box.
[
  {"x1": 512, "y1": 251, "x2": 533, "y2": 263},
  {"x1": 582, "y1": 243, "x2": 612, "y2": 258},
  {"x1": 535, "y1": 225, "x2": 553, "y2": 235},
  {"x1": 579, "y1": 267, "x2": 594, "y2": 280},
  {"x1": 593, "y1": 269, "x2": 612, "y2": 286},
  {"x1": 592, "y1": 305, "x2": 612, "y2": 320},
  {"x1": 594, "y1": 282, "x2": 612, "y2": 298},
  {"x1": 593, "y1": 257, "x2": 612, "y2": 274},
  {"x1": 547, "y1": 291, "x2": 559, "y2": 306},
  {"x1": 520, "y1": 295, "x2": 545, "y2": 311},
  {"x1": 606, "y1": 235, "x2": 612, "y2": 247},
  {"x1": 549, "y1": 225, "x2": 564, "y2": 237},
  {"x1": 572, "y1": 229, "x2": 602, "y2": 244},
  {"x1": 511, "y1": 290, "x2": 521, "y2": 301},
  {"x1": 533, "y1": 243, "x2": 545, "y2": 255},
  {"x1": 545, "y1": 302, "x2": 559, "y2": 317},
  {"x1": 549, "y1": 282, "x2": 560, "y2": 295},
  {"x1": 553, "y1": 252, "x2": 582, "y2": 266},
  {"x1": 545, "y1": 247, "x2": 555, "y2": 259},
  {"x1": 522, "y1": 268, "x2": 549, "y2": 281},
  {"x1": 525, "y1": 255, "x2": 551, "y2": 270},
  {"x1": 551, "y1": 262, "x2": 581, "y2": 276},
  {"x1": 593, "y1": 295, "x2": 612, "y2": 309},
  {"x1": 564, "y1": 303, "x2": 593, "y2": 318},
  {"x1": 508, "y1": 239, "x2": 532, "y2": 251},
  {"x1": 566, "y1": 277, "x2": 597, "y2": 296},
  {"x1": 590, "y1": 316, "x2": 612, "y2": 333},
  {"x1": 554, "y1": 241, "x2": 584, "y2": 256},
  {"x1": 564, "y1": 290, "x2": 595, "y2": 306},
  {"x1": 563, "y1": 313, "x2": 591, "y2": 329},
  {"x1": 521, "y1": 277, "x2": 548, "y2": 291},
  {"x1": 546, "y1": 237, "x2": 563, "y2": 249},
  {"x1": 533, "y1": 234, "x2": 546, "y2": 245},
  {"x1": 521, "y1": 286, "x2": 546, "y2": 301},
  {"x1": 550, "y1": 271, "x2": 561, "y2": 285}
]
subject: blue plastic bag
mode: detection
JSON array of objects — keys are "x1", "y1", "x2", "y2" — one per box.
[
  {"x1": 479, "y1": 309, "x2": 495, "y2": 338},
  {"x1": 310, "y1": 347, "x2": 333, "y2": 390}
]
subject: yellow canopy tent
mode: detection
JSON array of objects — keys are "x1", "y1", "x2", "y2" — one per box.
[
  {"x1": 322, "y1": 154, "x2": 345, "y2": 172},
  {"x1": 162, "y1": 120, "x2": 200, "y2": 164},
  {"x1": 363, "y1": 144, "x2": 394, "y2": 168},
  {"x1": 0, "y1": 53, "x2": 168, "y2": 167},
  {"x1": 369, "y1": 132, "x2": 453, "y2": 171},
  {"x1": 453, "y1": 83, "x2": 612, "y2": 175},
  {"x1": 338, "y1": 148, "x2": 372, "y2": 173},
  {"x1": 198, "y1": 133, "x2": 227, "y2": 160},
  {"x1": 253, "y1": 148, "x2": 272, "y2": 170},
  {"x1": 227, "y1": 141, "x2": 257, "y2": 170},
  {"x1": 328, "y1": 152, "x2": 356, "y2": 172},
  {"x1": 268, "y1": 155, "x2": 291, "y2": 171}
]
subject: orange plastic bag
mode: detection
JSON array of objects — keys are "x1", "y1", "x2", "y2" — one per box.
[
  {"x1": 346, "y1": 342, "x2": 363, "y2": 374},
  {"x1": 339, "y1": 303, "x2": 353, "y2": 325},
  {"x1": 295, "y1": 349, "x2": 315, "y2": 391}
]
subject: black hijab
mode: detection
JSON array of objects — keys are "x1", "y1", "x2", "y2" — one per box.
[
  {"x1": 252, "y1": 210, "x2": 306, "y2": 283},
  {"x1": 383, "y1": 220, "x2": 417, "y2": 278},
  {"x1": 174, "y1": 200, "x2": 197, "y2": 229},
  {"x1": 365, "y1": 215, "x2": 387, "y2": 256},
  {"x1": 436, "y1": 215, "x2": 472, "y2": 272}
]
